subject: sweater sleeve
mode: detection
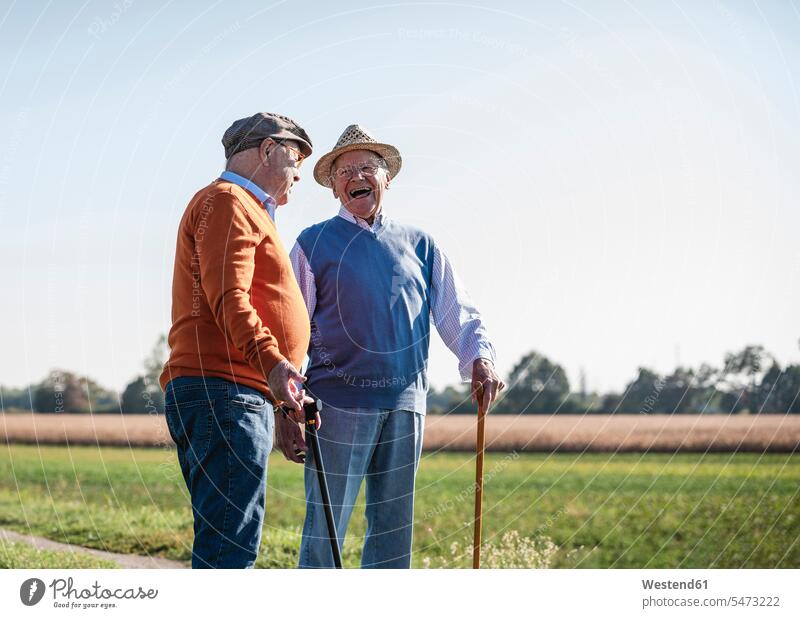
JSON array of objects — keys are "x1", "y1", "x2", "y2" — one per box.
[
  {"x1": 430, "y1": 242, "x2": 497, "y2": 381},
  {"x1": 196, "y1": 189, "x2": 286, "y2": 378}
]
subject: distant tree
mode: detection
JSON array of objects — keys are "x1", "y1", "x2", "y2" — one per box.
[
  {"x1": 500, "y1": 351, "x2": 571, "y2": 414},
  {"x1": 613, "y1": 367, "x2": 664, "y2": 414},
  {"x1": 756, "y1": 362, "x2": 782, "y2": 413},
  {"x1": 778, "y1": 365, "x2": 800, "y2": 413},
  {"x1": 690, "y1": 363, "x2": 726, "y2": 413},
  {"x1": 33, "y1": 370, "x2": 89, "y2": 413},
  {"x1": 426, "y1": 384, "x2": 473, "y2": 414},
  {"x1": 694, "y1": 363, "x2": 719, "y2": 389},
  {"x1": 564, "y1": 368, "x2": 602, "y2": 413},
  {"x1": 600, "y1": 391, "x2": 624, "y2": 414},
  {"x1": 31, "y1": 370, "x2": 119, "y2": 413},
  {"x1": 119, "y1": 335, "x2": 169, "y2": 414},
  {"x1": 562, "y1": 391, "x2": 600, "y2": 413},
  {"x1": 121, "y1": 377, "x2": 146, "y2": 414},
  {"x1": 83, "y1": 376, "x2": 119, "y2": 413},
  {"x1": 0, "y1": 386, "x2": 33, "y2": 411},
  {"x1": 143, "y1": 334, "x2": 168, "y2": 388},
  {"x1": 120, "y1": 375, "x2": 165, "y2": 414},
  {"x1": 759, "y1": 363, "x2": 800, "y2": 413},
  {"x1": 657, "y1": 367, "x2": 695, "y2": 414},
  {"x1": 719, "y1": 345, "x2": 774, "y2": 413}
]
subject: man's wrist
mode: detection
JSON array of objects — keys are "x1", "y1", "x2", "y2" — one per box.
[{"x1": 263, "y1": 351, "x2": 288, "y2": 382}]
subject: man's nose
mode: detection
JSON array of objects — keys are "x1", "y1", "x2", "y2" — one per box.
[{"x1": 293, "y1": 169, "x2": 301, "y2": 182}]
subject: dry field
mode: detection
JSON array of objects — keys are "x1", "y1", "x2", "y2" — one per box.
[
  {"x1": 2, "y1": 412, "x2": 798, "y2": 452},
  {"x1": 423, "y1": 413, "x2": 800, "y2": 452}
]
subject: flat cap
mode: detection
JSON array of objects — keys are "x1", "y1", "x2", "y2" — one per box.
[{"x1": 222, "y1": 112, "x2": 312, "y2": 160}]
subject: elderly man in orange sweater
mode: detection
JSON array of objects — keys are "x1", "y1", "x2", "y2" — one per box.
[{"x1": 159, "y1": 113, "x2": 315, "y2": 568}]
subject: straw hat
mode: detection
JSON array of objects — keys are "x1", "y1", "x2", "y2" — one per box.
[{"x1": 313, "y1": 124, "x2": 401, "y2": 187}]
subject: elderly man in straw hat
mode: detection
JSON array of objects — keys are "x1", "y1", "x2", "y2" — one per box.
[
  {"x1": 278, "y1": 124, "x2": 505, "y2": 568},
  {"x1": 160, "y1": 112, "x2": 318, "y2": 568}
]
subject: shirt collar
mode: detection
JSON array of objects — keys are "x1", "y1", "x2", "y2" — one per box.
[
  {"x1": 219, "y1": 171, "x2": 277, "y2": 221},
  {"x1": 337, "y1": 205, "x2": 385, "y2": 232}
]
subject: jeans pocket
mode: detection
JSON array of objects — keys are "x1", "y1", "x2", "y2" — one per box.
[
  {"x1": 164, "y1": 398, "x2": 215, "y2": 462},
  {"x1": 230, "y1": 391, "x2": 269, "y2": 413},
  {"x1": 229, "y1": 391, "x2": 274, "y2": 458}
]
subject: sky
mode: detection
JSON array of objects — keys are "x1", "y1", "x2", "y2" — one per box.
[{"x1": 0, "y1": 0, "x2": 798, "y2": 395}]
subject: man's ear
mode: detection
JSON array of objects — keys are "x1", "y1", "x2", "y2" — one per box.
[
  {"x1": 331, "y1": 185, "x2": 339, "y2": 200},
  {"x1": 260, "y1": 138, "x2": 275, "y2": 162},
  {"x1": 385, "y1": 174, "x2": 392, "y2": 190}
]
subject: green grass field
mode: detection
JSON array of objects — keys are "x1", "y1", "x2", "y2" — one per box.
[
  {"x1": 0, "y1": 444, "x2": 797, "y2": 568},
  {"x1": 0, "y1": 539, "x2": 118, "y2": 569}
]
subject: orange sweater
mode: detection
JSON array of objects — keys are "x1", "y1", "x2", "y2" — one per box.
[{"x1": 159, "y1": 179, "x2": 310, "y2": 401}]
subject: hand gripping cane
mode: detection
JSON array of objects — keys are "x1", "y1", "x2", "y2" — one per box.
[{"x1": 303, "y1": 399, "x2": 343, "y2": 568}]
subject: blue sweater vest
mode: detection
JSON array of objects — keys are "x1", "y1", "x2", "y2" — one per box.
[{"x1": 296, "y1": 216, "x2": 435, "y2": 412}]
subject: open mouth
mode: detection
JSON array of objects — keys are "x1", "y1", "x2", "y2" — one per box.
[{"x1": 348, "y1": 187, "x2": 372, "y2": 199}]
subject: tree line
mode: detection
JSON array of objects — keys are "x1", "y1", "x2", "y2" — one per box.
[
  {"x1": 1, "y1": 336, "x2": 167, "y2": 414},
  {"x1": 428, "y1": 344, "x2": 800, "y2": 415},
  {"x1": 1, "y1": 340, "x2": 798, "y2": 415}
]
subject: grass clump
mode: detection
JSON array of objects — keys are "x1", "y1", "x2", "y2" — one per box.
[{"x1": 0, "y1": 539, "x2": 118, "y2": 568}]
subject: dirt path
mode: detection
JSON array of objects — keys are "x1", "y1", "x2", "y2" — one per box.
[{"x1": 0, "y1": 527, "x2": 186, "y2": 569}]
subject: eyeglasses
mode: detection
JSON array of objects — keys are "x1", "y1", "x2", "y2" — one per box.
[
  {"x1": 274, "y1": 141, "x2": 305, "y2": 168},
  {"x1": 333, "y1": 163, "x2": 382, "y2": 181}
]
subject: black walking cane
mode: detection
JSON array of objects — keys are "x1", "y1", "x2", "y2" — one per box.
[{"x1": 303, "y1": 398, "x2": 343, "y2": 568}]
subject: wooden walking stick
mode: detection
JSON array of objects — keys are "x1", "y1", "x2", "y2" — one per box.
[{"x1": 472, "y1": 384, "x2": 487, "y2": 569}]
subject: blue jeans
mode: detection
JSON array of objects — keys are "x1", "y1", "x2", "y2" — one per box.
[
  {"x1": 164, "y1": 376, "x2": 274, "y2": 569},
  {"x1": 299, "y1": 405, "x2": 424, "y2": 568}
]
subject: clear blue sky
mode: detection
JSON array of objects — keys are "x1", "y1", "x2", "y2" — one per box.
[{"x1": 1, "y1": 0, "x2": 798, "y2": 394}]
